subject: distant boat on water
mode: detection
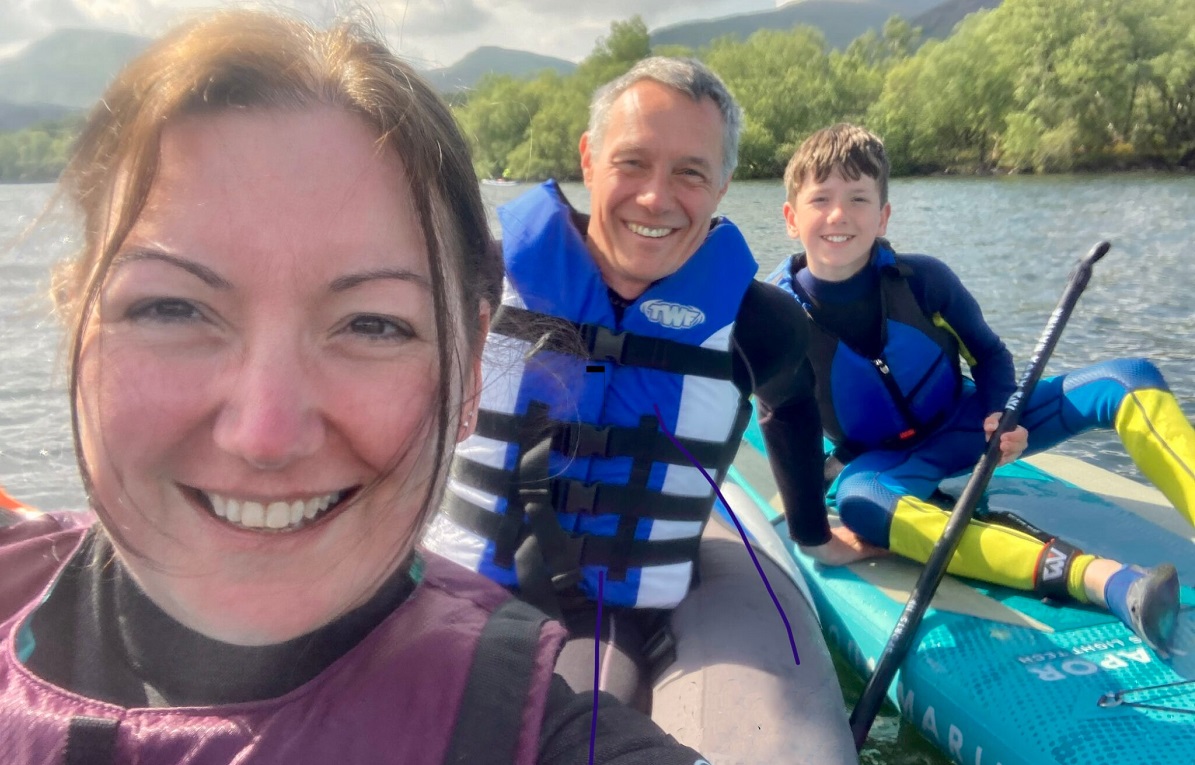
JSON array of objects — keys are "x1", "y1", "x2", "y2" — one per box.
[{"x1": 481, "y1": 178, "x2": 521, "y2": 187}]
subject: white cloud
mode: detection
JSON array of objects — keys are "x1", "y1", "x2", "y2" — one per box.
[
  {"x1": 10, "y1": 0, "x2": 777, "y2": 65},
  {"x1": 0, "y1": 0, "x2": 89, "y2": 44}
]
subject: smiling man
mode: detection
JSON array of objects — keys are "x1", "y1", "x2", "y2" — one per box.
[{"x1": 425, "y1": 58, "x2": 857, "y2": 763}]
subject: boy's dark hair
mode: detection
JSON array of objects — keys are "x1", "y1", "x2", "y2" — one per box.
[{"x1": 783, "y1": 123, "x2": 890, "y2": 205}]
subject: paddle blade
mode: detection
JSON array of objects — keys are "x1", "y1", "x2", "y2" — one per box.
[{"x1": 0, "y1": 485, "x2": 24, "y2": 511}]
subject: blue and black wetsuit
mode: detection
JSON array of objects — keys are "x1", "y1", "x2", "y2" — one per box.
[{"x1": 769, "y1": 240, "x2": 1195, "y2": 598}]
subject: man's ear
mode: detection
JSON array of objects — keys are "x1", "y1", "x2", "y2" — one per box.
[
  {"x1": 578, "y1": 132, "x2": 594, "y2": 187},
  {"x1": 715, "y1": 175, "x2": 730, "y2": 205}
]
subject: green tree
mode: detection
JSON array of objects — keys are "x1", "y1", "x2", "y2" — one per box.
[
  {"x1": 869, "y1": 9, "x2": 1014, "y2": 172},
  {"x1": 705, "y1": 27, "x2": 836, "y2": 177},
  {"x1": 575, "y1": 15, "x2": 651, "y2": 93},
  {"x1": 985, "y1": 0, "x2": 1185, "y2": 170},
  {"x1": 456, "y1": 74, "x2": 544, "y2": 180},
  {"x1": 0, "y1": 116, "x2": 81, "y2": 182}
]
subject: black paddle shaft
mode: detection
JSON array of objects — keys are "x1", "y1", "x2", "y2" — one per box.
[{"x1": 848, "y1": 241, "x2": 1112, "y2": 751}]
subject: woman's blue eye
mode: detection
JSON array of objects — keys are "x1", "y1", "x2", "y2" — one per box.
[
  {"x1": 349, "y1": 315, "x2": 411, "y2": 339},
  {"x1": 129, "y1": 299, "x2": 200, "y2": 323}
]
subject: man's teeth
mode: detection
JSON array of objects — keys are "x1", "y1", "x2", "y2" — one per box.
[
  {"x1": 627, "y1": 222, "x2": 671, "y2": 238},
  {"x1": 824, "y1": 235, "x2": 852, "y2": 243},
  {"x1": 206, "y1": 491, "x2": 342, "y2": 530}
]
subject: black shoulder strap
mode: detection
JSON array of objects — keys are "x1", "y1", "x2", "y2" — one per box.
[
  {"x1": 64, "y1": 716, "x2": 120, "y2": 765},
  {"x1": 492, "y1": 306, "x2": 734, "y2": 380},
  {"x1": 442, "y1": 599, "x2": 552, "y2": 765}
]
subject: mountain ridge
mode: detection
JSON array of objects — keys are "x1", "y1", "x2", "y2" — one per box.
[{"x1": 0, "y1": 0, "x2": 999, "y2": 122}]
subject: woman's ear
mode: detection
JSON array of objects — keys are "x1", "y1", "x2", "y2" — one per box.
[{"x1": 458, "y1": 301, "x2": 492, "y2": 443}]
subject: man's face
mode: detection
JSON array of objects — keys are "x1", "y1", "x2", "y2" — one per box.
[{"x1": 580, "y1": 80, "x2": 729, "y2": 300}]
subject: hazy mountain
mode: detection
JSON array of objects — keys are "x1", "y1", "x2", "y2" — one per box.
[
  {"x1": 0, "y1": 31, "x2": 573, "y2": 109},
  {"x1": 911, "y1": 0, "x2": 1002, "y2": 39},
  {"x1": 0, "y1": 99, "x2": 78, "y2": 131},
  {"x1": 0, "y1": 28, "x2": 149, "y2": 109},
  {"x1": 650, "y1": 0, "x2": 947, "y2": 51},
  {"x1": 0, "y1": 1, "x2": 1000, "y2": 111},
  {"x1": 423, "y1": 46, "x2": 575, "y2": 93}
]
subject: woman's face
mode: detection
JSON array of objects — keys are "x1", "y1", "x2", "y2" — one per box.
[{"x1": 77, "y1": 106, "x2": 467, "y2": 644}]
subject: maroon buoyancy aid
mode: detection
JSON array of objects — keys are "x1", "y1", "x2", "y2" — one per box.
[{"x1": 0, "y1": 514, "x2": 567, "y2": 765}]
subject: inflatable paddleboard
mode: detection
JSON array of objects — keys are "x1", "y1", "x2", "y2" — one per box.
[{"x1": 717, "y1": 416, "x2": 1195, "y2": 765}]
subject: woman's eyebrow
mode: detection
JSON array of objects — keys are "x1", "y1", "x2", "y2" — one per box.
[
  {"x1": 329, "y1": 268, "x2": 431, "y2": 292},
  {"x1": 113, "y1": 248, "x2": 232, "y2": 290}
]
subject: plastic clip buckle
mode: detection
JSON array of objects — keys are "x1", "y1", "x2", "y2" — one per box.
[
  {"x1": 572, "y1": 424, "x2": 612, "y2": 457},
  {"x1": 588, "y1": 325, "x2": 627, "y2": 363},
  {"x1": 562, "y1": 481, "x2": 599, "y2": 515}
]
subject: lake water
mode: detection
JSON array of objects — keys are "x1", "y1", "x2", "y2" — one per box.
[{"x1": 2, "y1": 174, "x2": 1193, "y2": 763}]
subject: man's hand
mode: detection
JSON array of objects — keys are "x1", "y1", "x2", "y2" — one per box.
[
  {"x1": 984, "y1": 412, "x2": 1029, "y2": 466},
  {"x1": 799, "y1": 525, "x2": 888, "y2": 567}
]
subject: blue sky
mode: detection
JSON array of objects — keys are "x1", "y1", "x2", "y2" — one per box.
[{"x1": 2, "y1": 0, "x2": 783, "y2": 67}]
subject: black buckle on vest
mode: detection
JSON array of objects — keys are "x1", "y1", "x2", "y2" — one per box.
[
  {"x1": 550, "y1": 567, "x2": 584, "y2": 590},
  {"x1": 559, "y1": 480, "x2": 599, "y2": 515},
  {"x1": 586, "y1": 325, "x2": 627, "y2": 363},
  {"x1": 568, "y1": 423, "x2": 612, "y2": 457}
]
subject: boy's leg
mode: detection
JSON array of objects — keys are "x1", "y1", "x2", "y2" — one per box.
[
  {"x1": 836, "y1": 425, "x2": 1181, "y2": 650},
  {"x1": 836, "y1": 451, "x2": 1096, "y2": 601},
  {"x1": 1022, "y1": 358, "x2": 1195, "y2": 526}
]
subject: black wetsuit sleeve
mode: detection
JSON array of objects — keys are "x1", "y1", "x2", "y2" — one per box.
[
  {"x1": 733, "y1": 281, "x2": 832, "y2": 546},
  {"x1": 903, "y1": 254, "x2": 1017, "y2": 415},
  {"x1": 537, "y1": 676, "x2": 706, "y2": 764}
]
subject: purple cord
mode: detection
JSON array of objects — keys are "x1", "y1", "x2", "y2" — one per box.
[
  {"x1": 588, "y1": 569, "x2": 605, "y2": 765},
  {"x1": 653, "y1": 405, "x2": 800, "y2": 667}
]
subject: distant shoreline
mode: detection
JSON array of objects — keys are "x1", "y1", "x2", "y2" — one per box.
[{"x1": 5, "y1": 159, "x2": 1194, "y2": 186}]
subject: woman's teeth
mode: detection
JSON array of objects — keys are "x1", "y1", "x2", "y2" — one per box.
[{"x1": 205, "y1": 491, "x2": 343, "y2": 530}]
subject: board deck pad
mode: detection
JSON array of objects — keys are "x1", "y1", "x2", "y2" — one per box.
[{"x1": 717, "y1": 417, "x2": 1195, "y2": 765}]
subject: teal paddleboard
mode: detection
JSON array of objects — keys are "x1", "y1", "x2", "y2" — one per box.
[{"x1": 717, "y1": 415, "x2": 1195, "y2": 765}]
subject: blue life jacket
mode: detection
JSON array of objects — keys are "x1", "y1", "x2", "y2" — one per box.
[
  {"x1": 425, "y1": 180, "x2": 757, "y2": 609},
  {"x1": 767, "y1": 244, "x2": 962, "y2": 457}
]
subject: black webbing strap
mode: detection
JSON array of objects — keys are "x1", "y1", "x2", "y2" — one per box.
[
  {"x1": 1034, "y1": 537, "x2": 1084, "y2": 602},
  {"x1": 447, "y1": 494, "x2": 699, "y2": 570},
  {"x1": 450, "y1": 459, "x2": 711, "y2": 522},
  {"x1": 492, "y1": 307, "x2": 734, "y2": 380},
  {"x1": 507, "y1": 401, "x2": 586, "y2": 617},
  {"x1": 980, "y1": 510, "x2": 1053, "y2": 542},
  {"x1": 607, "y1": 415, "x2": 660, "y2": 582},
  {"x1": 443, "y1": 491, "x2": 526, "y2": 558},
  {"x1": 473, "y1": 409, "x2": 738, "y2": 468},
  {"x1": 442, "y1": 599, "x2": 549, "y2": 765},
  {"x1": 64, "y1": 716, "x2": 120, "y2": 765}
]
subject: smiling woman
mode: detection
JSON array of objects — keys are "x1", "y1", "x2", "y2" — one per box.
[{"x1": 0, "y1": 9, "x2": 710, "y2": 765}]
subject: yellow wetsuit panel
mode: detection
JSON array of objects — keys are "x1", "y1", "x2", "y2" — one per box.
[
  {"x1": 887, "y1": 494, "x2": 1093, "y2": 601},
  {"x1": 1115, "y1": 388, "x2": 1195, "y2": 527}
]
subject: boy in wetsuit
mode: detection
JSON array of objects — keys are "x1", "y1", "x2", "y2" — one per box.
[{"x1": 766, "y1": 122, "x2": 1195, "y2": 651}]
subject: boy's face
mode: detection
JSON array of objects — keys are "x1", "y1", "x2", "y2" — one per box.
[{"x1": 783, "y1": 168, "x2": 890, "y2": 282}]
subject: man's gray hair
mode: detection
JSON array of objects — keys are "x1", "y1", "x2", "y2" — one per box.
[{"x1": 587, "y1": 57, "x2": 742, "y2": 183}]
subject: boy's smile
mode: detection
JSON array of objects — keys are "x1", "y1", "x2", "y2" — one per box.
[{"x1": 783, "y1": 169, "x2": 890, "y2": 282}]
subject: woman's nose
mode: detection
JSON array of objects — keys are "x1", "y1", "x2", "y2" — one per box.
[{"x1": 212, "y1": 339, "x2": 325, "y2": 470}]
